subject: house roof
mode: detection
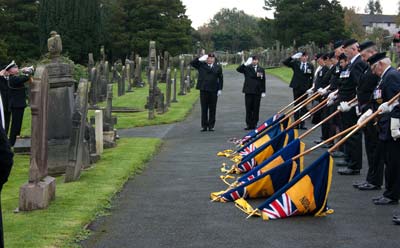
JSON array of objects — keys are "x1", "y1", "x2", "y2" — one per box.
[{"x1": 357, "y1": 14, "x2": 397, "y2": 26}]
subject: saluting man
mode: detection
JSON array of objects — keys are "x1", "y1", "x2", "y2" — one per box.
[
  {"x1": 236, "y1": 56, "x2": 266, "y2": 130},
  {"x1": 190, "y1": 53, "x2": 223, "y2": 132},
  {"x1": 283, "y1": 51, "x2": 314, "y2": 129}
]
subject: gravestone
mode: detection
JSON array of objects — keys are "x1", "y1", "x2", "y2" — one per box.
[
  {"x1": 186, "y1": 66, "x2": 191, "y2": 93},
  {"x1": 172, "y1": 68, "x2": 178, "y2": 103},
  {"x1": 89, "y1": 67, "x2": 98, "y2": 106},
  {"x1": 121, "y1": 65, "x2": 126, "y2": 95},
  {"x1": 134, "y1": 55, "x2": 144, "y2": 87},
  {"x1": 165, "y1": 68, "x2": 171, "y2": 107},
  {"x1": 88, "y1": 53, "x2": 94, "y2": 77},
  {"x1": 148, "y1": 69, "x2": 155, "y2": 120},
  {"x1": 65, "y1": 78, "x2": 90, "y2": 182},
  {"x1": 19, "y1": 64, "x2": 55, "y2": 211},
  {"x1": 103, "y1": 84, "x2": 117, "y2": 148},
  {"x1": 178, "y1": 59, "x2": 186, "y2": 95},
  {"x1": 126, "y1": 59, "x2": 134, "y2": 92},
  {"x1": 161, "y1": 51, "x2": 170, "y2": 81},
  {"x1": 95, "y1": 110, "x2": 103, "y2": 155}
]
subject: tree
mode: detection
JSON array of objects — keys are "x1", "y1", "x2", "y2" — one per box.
[
  {"x1": 365, "y1": 0, "x2": 382, "y2": 15},
  {"x1": 122, "y1": 0, "x2": 192, "y2": 56},
  {"x1": 344, "y1": 7, "x2": 365, "y2": 41},
  {"x1": 0, "y1": 0, "x2": 40, "y2": 64},
  {"x1": 38, "y1": 0, "x2": 102, "y2": 63},
  {"x1": 374, "y1": 0, "x2": 383, "y2": 14},
  {"x1": 263, "y1": 0, "x2": 347, "y2": 47}
]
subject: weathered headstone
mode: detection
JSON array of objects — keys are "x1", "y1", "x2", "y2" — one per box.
[
  {"x1": 65, "y1": 79, "x2": 90, "y2": 182},
  {"x1": 148, "y1": 69, "x2": 155, "y2": 120},
  {"x1": 95, "y1": 110, "x2": 103, "y2": 155},
  {"x1": 103, "y1": 84, "x2": 117, "y2": 148},
  {"x1": 134, "y1": 55, "x2": 144, "y2": 87},
  {"x1": 166, "y1": 68, "x2": 171, "y2": 107},
  {"x1": 89, "y1": 67, "x2": 98, "y2": 106},
  {"x1": 19, "y1": 66, "x2": 56, "y2": 211},
  {"x1": 178, "y1": 59, "x2": 186, "y2": 95},
  {"x1": 121, "y1": 65, "x2": 126, "y2": 95},
  {"x1": 161, "y1": 51, "x2": 170, "y2": 81},
  {"x1": 88, "y1": 53, "x2": 94, "y2": 77},
  {"x1": 126, "y1": 59, "x2": 134, "y2": 92},
  {"x1": 172, "y1": 68, "x2": 178, "y2": 103}
]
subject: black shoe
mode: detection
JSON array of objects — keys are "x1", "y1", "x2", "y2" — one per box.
[
  {"x1": 208, "y1": 127, "x2": 215, "y2": 131},
  {"x1": 352, "y1": 181, "x2": 367, "y2": 188},
  {"x1": 299, "y1": 126, "x2": 308, "y2": 130},
  {"x1": 321, "y1": 143, "x2": 333, "y2": 149},
  {"x1": 338, "y1": 168, "x2": 360, "y2": 175},
  {"x1": 335, "y1": 160, "x2": 350, "y2": 167},
  {"x1": 358, "y1": 183, "x2": 381, "y2": 191},
  {"x1": 244, "y1": 127, "x2": 251, "y2": 130},
  {"x1": 372, "y1": 195, "x2": 383, "y2": 201},
  {"x1": 373, "y1": 196, "x2": 399, "y2": 205},
  {"x1": 314, "y1": 139, "x2": 323, "y2": 144},
  {"x1": 201, "y1": 128, "x2": 208, "y2": 132},
  {"x1": 331, "y1": 151, "x2": 345, "y2": 158},
  {"x1": 393, "y1": 215, "x2": 400, "y2": 225}
]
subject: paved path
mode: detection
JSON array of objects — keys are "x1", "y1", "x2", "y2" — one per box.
[{"x1": 83, "y1": 70, "x2": 400, "y2": 248}]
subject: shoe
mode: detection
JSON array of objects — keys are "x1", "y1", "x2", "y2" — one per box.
[
  {"x1": 373, "y1": 196, "x2": 398, "y2": 205},
  {"x1": 352, "y1": 181, "x2": 367, "y2": 188},
  {"x1": 201, "y1": 128, "x2": 207, "y2": 132},
  {"x1": 314, "y1": 139, "x2": 323, "y2": 144},
  {"x1": 244, "y1": 127, "x2": 251, "y2": 131},
  {"x1": 358, "y1": 183, "x2": 381, "y2": 191},
  {"x1": 393, "y1": 215, "x2": 400, "y2": 225},
  {"x1": 335, "y1": 160, "x2": 350, "y2": 167},
  {"x1": 208, "y1": 127, "x2": 215, "y2": 132},
  {"x1": 331, "y1": 151, "x2": 345, "y2": 158},
  {"x1": 299, "y1": 126, "x2": 308, "y2": 130},
  {"x1": 321, "y1": 143, "x2": 333, "y2": 149},
  {"x1": 338, "y1": 168, "x2": 360, "y2": 175},
  {"x1": 372, "y1": 195, "x2": 383, "y2": 201}
]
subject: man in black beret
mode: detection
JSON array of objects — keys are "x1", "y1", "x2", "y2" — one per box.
[
  {"x1": 191, "y1": 53, "x2": 223, "y2": 131},
  {"x1": 283, "y1": 51, "x2": 314, "y2": 129},
  {"x1": 362, "y1": 52, "x2": 400, "y2": 205},
  {"x1": 352, "y1": 41, "x2": 383, "y2": 190},
  {"x1": 237, "y1": 55, "x2": 266, "y2": 130},
  {"x1": 336, "y1": 39, "x2": 368, "y2": 175}
]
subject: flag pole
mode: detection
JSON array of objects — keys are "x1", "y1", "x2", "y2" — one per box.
[
  {"x1": 277, "y1": 87, "x2": 313, "y2": 114},
  {"x1": 298, "y1": 97, "x2": 357, "y2": 139},
  {"x1": 329, "y1": 92, "x2": 400, "y2": 153},
  {"x1": 286, "y1": 97, "x2": 329, "y2": 130}
]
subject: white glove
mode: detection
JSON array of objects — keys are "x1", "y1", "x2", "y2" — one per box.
[
  {"x1": 378, "y1": 101, "x2": 399, "y2": 114},
  {"x1": 338, "y1": 101, "x2": 351, "y2": 112},
  {"x1": 306, "y1": 88, "x2": 314, "y2": 96},
  {"x1": 244, "y1": 57, "x2": 253, "y2": 66},
  {"x1": 391, "y1": 118, "x2": 400, "y2": 140},
  {"x1": 22, "y1": 66, "x2": 34, "y2": 75},
  {"x1": 327, "y1": 92, "x2": 337, "y2": 101},
  {"x1": 291, "y1": 52, "x2": 302, "y2": 59},
  {"x1": 199, "y1": 55, "x2": 208, "y2": 62},
  {"x1": 217, "y1": 90, "x2": 222, "y2": 96},
  {"x1": 317, "y1": 88, "x2": 327, "y2": 96},
  {"x1": 357, "y1": 109, "x2": 373, "y2": 125},
  {"x1": 327, "y1": 99, "x2": 334, "y2": 107},
  {"x1": 261, "y1": 93, "x2": 266, "y2": 98}
]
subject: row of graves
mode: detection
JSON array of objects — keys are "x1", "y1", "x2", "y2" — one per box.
[{"x1": 16, "y1": 34, "x2": 198, "y2": 211}]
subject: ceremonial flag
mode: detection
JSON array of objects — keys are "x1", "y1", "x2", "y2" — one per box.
[
  {"x1": 256, "y1": 152, "x2": 333, "y2": 220},
  {"x1": 240, "y1": 113, "x2": 284, "y2": 145},
  {"x1": 235, "y1": 128, "x2": 297, "y2": 173}
]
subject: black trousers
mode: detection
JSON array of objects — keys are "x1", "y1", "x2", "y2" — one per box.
[
  {"x1": 245, "y1": 94, "x2": 261, "y2": 129},
  {"x1": 0, "y1": 193, "x2": 3, "y2": 248},
  {"x1": 382, "y1": 139, "x2": 400, "y2": 200},
  {"x1": 340, "y1": 109, "x2": 362, "y2": 170},
  {"x1": 200, "y1": 91, "x2": 218, "y2": 129},
  {"x1": 7, "y1": 108, "x2": 25, "y2": 147},
  {"x1": 363, "y1": 122, "x2": 383, "y2": 185},
  {"x1": 292, "y1": 88, "x2": 307, "y2": 127}
]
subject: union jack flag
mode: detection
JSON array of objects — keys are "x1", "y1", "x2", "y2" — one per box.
[
  {"x1": 261, "y1": 193, "x2": 298, "y2": 219},
  {"x1": 238, "y1": 143, "x2": 256, "y2": 172},
  {"x1": 222, "y1": 187, "x2": 248, "y2": 202},
  {"x1": 246, "y1": 170, "x2": 261, "y2": 181}
]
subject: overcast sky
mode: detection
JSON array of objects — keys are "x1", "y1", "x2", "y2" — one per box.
[{"x1": 182, "y1": 0, "x2": 399, "y2": 29}]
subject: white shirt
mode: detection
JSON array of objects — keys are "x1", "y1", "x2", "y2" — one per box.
[
  {"x1": 350, "y1": 53, "x2": 361, "y2": 65},
  {"x1": 380, "y1": 66, "x2": 391, "y2": 80},
  {"x1": 0, "y1": 94, "x2": 4, "y2": 129}
]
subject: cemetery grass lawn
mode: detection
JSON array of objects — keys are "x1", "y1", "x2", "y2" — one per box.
[
  {"x1": 2, "y1": 137, "x2": 161, "y2": 248},
  {"x1": 266, "y1": 67, "x2": 292, "y2": 84}
]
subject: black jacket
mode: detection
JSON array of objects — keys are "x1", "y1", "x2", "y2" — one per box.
[
  {"x1": 282, "y1": 57, "x2": 314, "y2": 92},
  {"x1": 314, "y1": 66, "x2": 329, "y2": 90},
  {"x1": 339, "y1": 55, "x2": 368, "y2": 101},
  {"x1": 375, "y1": 67, "x2": 400, "y2": 141},
  {"x1": 0, "y1": 76, "x2": 9, "y2": 111},
  {"x1": 0, "y1": 125, "x2": 13, "y2": 190},
  {"x1": 236, "y1": 64, "x2": 266, "y2": 94},
  {"x1": 8, "y1": 75, "x2": 30, "y2": 109},
  {"x1": 358, "y1": 66, "x2": 380, "y2": 111},
  {"x1": 190, "y1": 58, "x2": 223, "y2": 92}
]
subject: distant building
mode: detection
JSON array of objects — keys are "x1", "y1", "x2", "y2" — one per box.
[{"x1": 357, "y1": 14, "x2": 398, "y2": 34}]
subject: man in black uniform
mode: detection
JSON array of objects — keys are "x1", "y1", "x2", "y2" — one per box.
[
  {"x1": 352, "y1": 41, "x2": 383, "y2": 190},
  {"x1": 0, "y1": 89, "x2": 14, "y2": 248},
  {"x1": 0, "y1": 61, "x2": 32, "y2": 146},
  {"x1": 362, "y1": 52, "x2": 400, "y2": 206},
  {"x1": 236, "y1": 56, "x2": 266, "y2": 130},
  {"x1": 190, "y1": 53, "x2": 223, "y2": 131},
  {"x1": 336, "y1": 39, "x2": 368, "y2": 175},
  {"x1": 283, "y1": 51, "x2": 314, "y2": 129}
]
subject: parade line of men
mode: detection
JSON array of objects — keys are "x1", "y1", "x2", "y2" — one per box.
[{"x1": 191, "y1": 37, "x2": 400, "y2": 225}]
